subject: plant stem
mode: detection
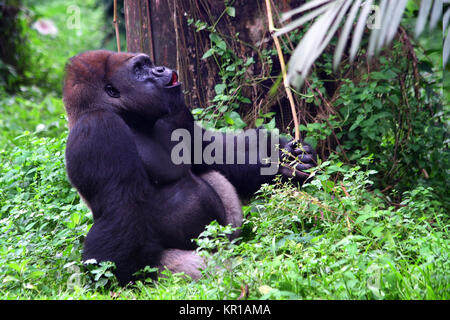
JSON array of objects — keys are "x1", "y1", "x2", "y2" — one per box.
[
  {"x1": 265, "y1": 0, "x2": 300, "y2": 141},
  {"x1": 113, "y1": 0, "x2": 121, "y2": 52}
]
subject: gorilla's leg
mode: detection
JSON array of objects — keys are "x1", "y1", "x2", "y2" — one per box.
[
  {"x1": 158, "y1": 249, "x2": 205, "y2": 280},
  {"x1": 158, "y1": 172, "x2": 242, "y2": 280},
  {"x1": 199, "y1": 171, "x2": 243, "y2": 238}
]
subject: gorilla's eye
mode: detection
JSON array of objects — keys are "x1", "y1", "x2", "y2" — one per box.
[
  {"x1": 105, "y1": 84, "x2": 120, "y2": 98},
  {"x1": 133, "y1": 57, "x2": 152, "y2": 69},
  {"x1": 134, "y1": 63, "x2": 142, "y2": 73}
]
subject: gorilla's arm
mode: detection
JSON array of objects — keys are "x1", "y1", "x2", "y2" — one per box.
[
  {"x1": 65, "y1": 109, "x2": 163, "y2": 284},
  {"x1": 159, "y1": 106, "x2": 317, "y2": 198}
]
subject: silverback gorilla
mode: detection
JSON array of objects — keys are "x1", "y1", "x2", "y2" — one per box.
[{"x1": 62, "y1": 50, "x2": 317, "y2": 285}]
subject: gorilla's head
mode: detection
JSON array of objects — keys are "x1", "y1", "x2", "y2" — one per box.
[{"x1": 63, "y1": 50, "x2": 183, "y2": 129}]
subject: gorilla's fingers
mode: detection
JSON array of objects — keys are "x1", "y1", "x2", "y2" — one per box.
[
  {"x1": 296, "y1": 153, "x2": 316, "y2": 164},
  {"x1": 295, "y1": 162, "x2": 315, "y2": 171},
  {"x1": 284, "y1": 141, "x2": 316, "y2": 161},
  {"x1": 294, "y1": 143, "x2": 314, "y2": 154},
  {"x1": 285, "y1": 140, "x2": 312, "y2": 152},
  {"x1": 279, "y1": 165, "x2": 310, "y2": 180},
  {"x1": 283, "y1": 141, "x2": 299, "y2": 156}
]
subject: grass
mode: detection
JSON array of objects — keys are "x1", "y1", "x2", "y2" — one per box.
[{"x1": 0, "y1": 136, "x2": 447, "y2": 299}]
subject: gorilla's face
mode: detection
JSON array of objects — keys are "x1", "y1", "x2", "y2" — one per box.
[
  {"x1": 104, "y1": 54, "x2": 181, "y2": 120},
  {"x1": 63, "y1": 50, "x2": 184, "y2": 128},
  {"x1": 106, "y1": 53, "x2": 183, "y2": 120}
]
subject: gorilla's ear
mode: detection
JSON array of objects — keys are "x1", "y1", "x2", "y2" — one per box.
[
  {"x1": 63, "y1": 50, "x2": 135, "y2": 129},
  {"x1": 63, "y1": 50, "x2": 115, "y2": 129},
  {"x1": 105, "y1": 84, "x2": 120, "y2": 98}
]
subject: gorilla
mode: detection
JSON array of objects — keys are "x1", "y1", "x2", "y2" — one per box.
[{"x1": 62, "y1": 50, "x2": 316, "y2": 285}]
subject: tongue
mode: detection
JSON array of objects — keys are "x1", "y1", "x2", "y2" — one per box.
[{"x1": 170, "y1": 72, "x2": 178, "y2": 85}]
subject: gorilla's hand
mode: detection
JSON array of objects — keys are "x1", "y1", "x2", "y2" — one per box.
[{"x1": 279, "y1": 140, "x2": 317, "y2": 183}]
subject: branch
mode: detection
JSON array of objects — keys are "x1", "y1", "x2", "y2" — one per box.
[
  {"x1": 113, "y1": 0, "x2": 121, "y2": 52},
  {"x1": 265, "y1": 0, "x2": 300, "y2": 141}
]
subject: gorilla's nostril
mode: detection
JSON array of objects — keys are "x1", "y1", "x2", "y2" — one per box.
[{"x1": 155, "y1": 66, "x2": 165, "y2": 73}]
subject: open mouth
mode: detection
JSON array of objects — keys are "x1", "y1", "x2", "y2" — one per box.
[{"x1": 166, "y1": 71, "x2": 179, "y2": 87}]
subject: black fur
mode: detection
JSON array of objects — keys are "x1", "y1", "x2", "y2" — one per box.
[{"x1": 63, "y1": 50, "x2": 316, "y2": 285}]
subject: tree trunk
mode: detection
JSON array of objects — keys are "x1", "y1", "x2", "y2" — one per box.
[
  {"x1": 124, "y1": 0, "x2": 304, "y2": 130},
  {"x1": 0, "y1": 0, "x2": 26, "y2": 91}
]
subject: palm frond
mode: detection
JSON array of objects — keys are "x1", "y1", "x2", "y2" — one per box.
[
  {"x1": 429, "y1": 0, "x2": 443, "y2": 30},
  {"x1": 333, "y1": 0, "x2": 362, "y2": 70},
  {"x1": 351, "y1": 0, "x2": 375, "y2": 60},
  {"x1": 280, "y1": 0, "x2": 333, "y2": 21},
  {"x1": 275, "y1": 2, "x2": 335, "y2": 37},
  {"x1": 415, "y1": 0, "x2": 433, "y2": 37},
  {"x1": 276, "y1": 0, "x2": 446, "y2": 88},
  {"x1": 444, "y1": 6, "x2": 450, "y2": 66}
]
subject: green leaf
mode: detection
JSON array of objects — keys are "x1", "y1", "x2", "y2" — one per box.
[
  {"x1": 218, "y1": 105, "x2": 228, "y2": 113},
  {"x1": 217, "y1": 40, "x2": 227, "y2": 51},
  {"x1": 224, "y1": 114, "x2": 234, "y2": 125},
  {"x1": 226, "y1": 111, "x2": 246, "y2": 129},
  {"x1": 371, "y1": 226, "x2": 384, "y2": 238},
  {"x1": 304, "y1": 136, "x2": 317, "y2": 149},
  {"x1": 214, "y1": 83, "x2": 227, "y2": 95},
  {"x1": 349, "y1": 114, "x2": 364, "y2": 131},
  {"x1": 226, "y1": 7, "x2": 235, "y2": 17},
  {"x1": 264, "y1": 117, "x2": 276, "y2": 130},
  {"x1": 321, "y1": 180, "x2": 335, "y2": 192},
  {"x1": 239, "y1": 97, "x2": 251, "y2": 104},
  {"x1": 191, "y1": 108, "x2": 204, "y2": 115},
  {"x1": 202, "y1": 48, "x2": 215, "y2": 60},
  {"x1": 255, "y1": 118, "x2": 264, "y2": 127},
  {"x1": 355, "y1": 214, "x2": 372, "y2": 224}
]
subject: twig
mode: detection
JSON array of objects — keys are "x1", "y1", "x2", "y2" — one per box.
[
  {"x1": 338, "y1": 183, "x2": 352, "y2": 232},
  {"x1": 237, "y1": 284, "x2": 249, "y2": 300},
  {"x1": 303, "y1": 79, "x2": 350, "y2": 162},
  {"x1": 340, "y1": 182, "x2": 349, "y2": 197},
  {"x1": 265, "y1": 0, "x2": 300, "y2": 141},
  {"x1": 399, "y1": 27, "x2": 420, "y2": 100},
  {"x1": 113, "y1": 0, "x2": 121, "y2": 52},
  {"x1": 421, "y1": 168, "x2": 429, "y2": 179}
]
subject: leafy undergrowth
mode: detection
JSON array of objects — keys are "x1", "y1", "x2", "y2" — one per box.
[
  {"x1": 0, "y1": 135, "x2": 447, "y2": 299},
  {"x1": 0, "y1": 0, "x2": 448, "y2": 300}
]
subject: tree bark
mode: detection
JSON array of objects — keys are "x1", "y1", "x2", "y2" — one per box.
[{"x1": 124, "y1": 0, "x2": 304, "y2": 130}]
